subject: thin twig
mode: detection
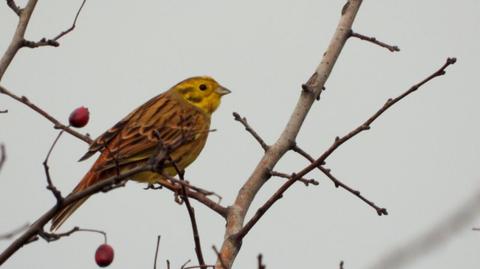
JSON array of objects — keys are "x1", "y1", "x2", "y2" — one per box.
[
  {"x1": 473, "y1": 227, "x2": 480, "y2": 231},
  {"x1": 0, "y1": 144, "x2": 6, "y2": 172},
  {"x1": 257, "y1": 254, "x2": 266, "y2": 269},
  {"x1": 52, "y1": 0, "x2": 86, "y2": 41},
  {"x1": 166, "y1": 176, "x2": 223, "y2": 204},
  {"x1": 0, "y1": 223, "x2": 29, "y2": 240},
  {"x1": 38, "y1": 226, "x2": 106, "y2": 242},
  {"x1": 270, "y1": 170, "x2": 319, "y2": 186},
  {"x1": 170, "y1": 162, "x2": 206, "y2": 269},
  {"x1": 233, "y1": 112, "x2": 269, "y2": 151},
  {"x1": 0, "y1": 85, "x2": 92, "y2": 144},
  {"x1": 340, "y1": 261, "x2": 344, "y2": 269},
  {"x1": 38, "y1": 226, "x2": 79, "y2": 242},
  {"x1": 350, "y1": 31, "x2": 400, "y2": 52},
  {"x1": 181, "y1": 259, "x2": 192, "y2": 269},
  {"x1": 0, "y1": 109, "x2": 7, "y2": 113},
  {"x1": 153, "y1": 235, "x2": 161, "y2": 269},
  {"x1": 6, "y1": 0, "x2": 21, "y2": 16},
  {"x1": 235, "y1": 57, "x2": 457, "y2": 241},
  {"x1": 21, "y1": 0, "x2": 87, "y2": 48},
  {"x1": 292, "y1": 145, "x2": 387, "y2": 215},
  {"x1": 43, "y1": 130, "x2": 65, "y2": 203}
]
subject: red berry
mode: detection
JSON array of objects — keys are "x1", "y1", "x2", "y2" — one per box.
[
  {"x1": 69, "y1": 106, "x2": 89, "y2": 128},
  {"x1": 95, "y1": 244, "x2": 114, "y2": 267}
]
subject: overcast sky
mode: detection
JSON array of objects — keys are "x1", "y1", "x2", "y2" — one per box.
[{"x1": 1, "y1": 1, "x2": 479, "y2": 268}]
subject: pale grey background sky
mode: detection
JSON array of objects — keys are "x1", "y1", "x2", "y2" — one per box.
[{"x1": 1, "y1": 1, "x2": 479, "y2": 268}]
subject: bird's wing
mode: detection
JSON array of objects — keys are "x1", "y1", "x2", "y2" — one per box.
[{"x1": 82, "y1": 91, "x2": 209, "y2": 172}]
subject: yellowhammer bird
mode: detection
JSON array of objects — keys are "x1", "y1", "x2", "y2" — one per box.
[{"x1": 50, "y1": 76, "x2": 230, "y2": 231}]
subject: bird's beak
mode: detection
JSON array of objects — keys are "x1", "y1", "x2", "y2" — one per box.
[{"x1": 215, "y1": 86, "x2": 231, "y2": 96}]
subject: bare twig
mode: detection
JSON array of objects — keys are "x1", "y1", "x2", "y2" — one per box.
[
  {"x1": 270, "y1": 171, "x2": 319, "y2": 186},
  {"x1": 340, "y1": 261, "x2": 344, "y2": 269},
  {"x1": 38, "y1": 226, "x2": 106, "y2": 243},
  {"x1": 181, "y1": 259, "x2": 192, "y2": 269},
  {"x1": 43, "y1": 130, "x2": 65, "y2": 203},
  {"x1": 233, "y1": 112, "x2": 269, "y2": 151},
  {"x1": 232, "y1": 114, "x2": 319, "y2": 188},
  {"x1": 349, "y1": 31, "x2": 400, "y2": 52},
  {"x1": 473, "y1": 227, "x2": 480, "y2": 231},
  {"x1": 170, "y1": 162, "x2": 206, "y2": 269},
  {"x1": 0, "y1": 109, "x2": 7, "y2": 113},
  {"x1": 6, "y1": 0, "x2": 21, "y2": 16},
  {"x1": 0, "y1": 85, "x2": 92, "y2": 144},
  {"x1": 257, "y1": 254, "x2": 266, "y2": 269},
  {"x1": 52, "y1": 0, "x2": 86, "y2": 41},
  {"x1": 235, "y1": 57, "x2": 456, "y2": 241},
  {"x1": 0, "y1": 144, "x2": 6, "y2": 172},
  {"x1": 0, "y1": 223, "x2": 29, "y2": 240},
  {"x1": 153, "y1": 235, "x2": 161, "y2": 269},
  {"x1": 166, "y1": 176, "x2": 223, "y2": 205},
  {"x1": 292, "y1": 145, "x2": 387, "y2": 215},
  {"x1": 160, "y1": 176, "x2": 228, "y2": 217},
  {"x1": 22, "y1": 38, "x2": 59, "y2": 48},
  {"x1": 38, "y1": 226, "x2": 79, "y2": 242},
  {"x1": 20, "y1": 0, "x2": 87, "y2": 49}
]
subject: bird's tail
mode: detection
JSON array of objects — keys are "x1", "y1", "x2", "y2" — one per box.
[{"x1": 50, "y1": 169, "x2": 97, "y2": 231}]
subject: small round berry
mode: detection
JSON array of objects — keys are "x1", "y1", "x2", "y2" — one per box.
[
  {"x1": 95, "y1": 244, "x2": 114, "y2": 267},
  {"x1": 69, "y1": 106, "x2": 90, "y2": 128}
]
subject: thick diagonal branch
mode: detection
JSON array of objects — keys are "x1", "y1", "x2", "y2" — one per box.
[{"x1": 216, "y1": 1, "x2": 364, "y2": 268}]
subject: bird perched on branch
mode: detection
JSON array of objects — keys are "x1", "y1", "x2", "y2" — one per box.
[{"x1": 50, "y1": 76, "x2": 230, "y2": 231}]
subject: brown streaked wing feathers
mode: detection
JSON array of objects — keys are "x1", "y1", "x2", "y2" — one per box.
[
  {"x1": 86, "y1": 91, "x2": 209, "y2": 172},
  {"x1": 79, "y1": 92, "x2": 170, "y2": 161}
]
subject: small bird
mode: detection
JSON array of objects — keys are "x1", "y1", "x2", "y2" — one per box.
[{"x1": 50, "y1": 76, "x2": 230, "y2": 231}]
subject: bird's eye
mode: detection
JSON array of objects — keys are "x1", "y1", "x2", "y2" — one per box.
[{"x1": 199, "y1": 84, "x2": 207, "y2": 91}]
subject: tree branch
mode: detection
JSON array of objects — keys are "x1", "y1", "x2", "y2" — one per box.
[
  {"x1": 171, "y1": 163, "x2": 206, "y2": 268},
  {"x1": 0, "y1": 85, "x2": 92, "y2": 144},
  {"x1": 270, "y1": 170, "x2": 318, "y2": 186},
  {"x1": 292, "y1": 145, "x2": 387, "y2": 215},
  {"x1": 216, "y1": 1, "x2": 364, "y2": 267},
  {"x1": 233, "y1": 112, "x2": 269, "y2": 151},
  {"x1": 349, "y1": 31, "x2": 400, "y2": 52}
]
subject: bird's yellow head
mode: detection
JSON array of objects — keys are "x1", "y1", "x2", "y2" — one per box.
[{"x1": 172, "y1": 76, "x2": 230, "y2": 115}]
